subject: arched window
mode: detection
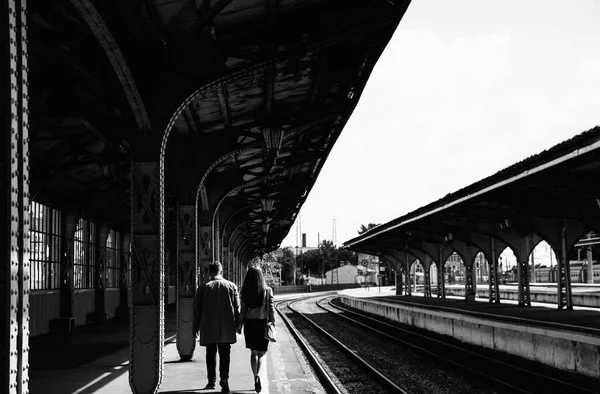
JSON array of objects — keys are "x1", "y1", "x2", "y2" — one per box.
[{"x1": 29, "y1": 201, "x2": 61, "y2": 290}]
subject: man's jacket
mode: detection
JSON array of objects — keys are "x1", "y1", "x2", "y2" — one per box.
[{"x1": 193, "y1": 276, "x2": 240, "y2": 345}]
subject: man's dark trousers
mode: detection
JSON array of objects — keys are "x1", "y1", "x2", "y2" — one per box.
[{"x1": 205, "y1": 343, "x2": 231, "y2": 382}]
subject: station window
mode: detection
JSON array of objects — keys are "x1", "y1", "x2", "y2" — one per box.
[
  {"x1": 29, "y1": 201, "x2": 62, "y2": 290},
  {"x1": 106, "y1": 230, "x2": 121, "y2": 288},
  {"x1": 73, "y1": 218, "x2": 96, "y2": 289}
]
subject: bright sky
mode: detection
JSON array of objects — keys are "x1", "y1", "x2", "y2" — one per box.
[{"x1": 281, "y1": 0, "x2": 600, "y2": 250}]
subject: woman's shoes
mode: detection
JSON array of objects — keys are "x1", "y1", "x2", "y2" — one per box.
[{"x1": 254, "y1": 375, "x2": 262, "y2": 393}]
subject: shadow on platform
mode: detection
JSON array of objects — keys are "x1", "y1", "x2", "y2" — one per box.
[{"x1": 29, "y1": 306, "x2": 177, "y2": 394}]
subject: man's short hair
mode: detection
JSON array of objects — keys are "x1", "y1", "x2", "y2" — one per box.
[{"x1": 208, "y1": 261, "x2": 222, "y2": 275}]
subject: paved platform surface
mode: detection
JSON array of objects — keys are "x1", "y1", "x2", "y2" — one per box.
[
  {"x1": 339, "y1": 286, "x2": 600, "y2": 336},
  {"x1": 29, "y1": 301, "x2": 325, "y2": 394}
]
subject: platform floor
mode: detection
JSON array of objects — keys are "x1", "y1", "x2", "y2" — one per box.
[
  {"x1": 29, "y1": 301, "x2": 325, "y2": 394},
  {"x1": 339, "y1": 285, "x2": 600, "y2": 336}
]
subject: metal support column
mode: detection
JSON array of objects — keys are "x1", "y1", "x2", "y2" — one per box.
[
  {"x1": 198, "y1": 221, "x2": 212, "y2": 284},
  {"x1": 93, "y1": 226, "x2": 109, "y2": 324},
  {"x1": 229, "y1": 248, "x2": 234, "y2": 283},
  {"x1": 518, "y1": 236, "x2": 531, "y2": 307},
  {"x1": 465, "y1": 263, "x2": 475, "y2": 301},
  {"x1": 437, "y1": 246, "x2": 445, "y2": 298},
  {"x1": 1, "y1": 2, "x2": 30, "y2": 391},
  {"x1": 488, "y1": 238, "x2": 500, "y2": 303},
  {"x1": 176, "y1": 205, "x2": 196, "y2": 361},
  {"x1": 213, "y1": 210, "x2": 220, "y2": 263},
  {"x1": 222, "y1": 245, "x2": 229, "y2": 278},
  {"x1": 587, "y1": 245, "x2": 593, "y2": 284},
  {"x1": 129, "y1": 162, "x2": 164, "y2": 394},
  {"x1": 404, "y1": 251, "x2": 411, "y2": 296},
  {"x1": 557, "y1": 221, "x2": 573, "y2": 309},
  {"x1": 423, "y1": 262, "x2": 431, "y2": 297},
  {"x1": 396, "y1": 271, "x2": 403, "y2": 295},
  {"x1": 118, "y1": 234, "x2": 130, "y2": 316},
  {"x1": 59, "y1": 213, "x2": 77, "y2": 332}
]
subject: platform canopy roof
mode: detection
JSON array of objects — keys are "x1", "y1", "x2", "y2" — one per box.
[
  {"x1": 344, "y1": 126, "x2": 600, "y2": 259},
  {"x1": 27, "y1": 0, "x2": 411, "y2": 261}
]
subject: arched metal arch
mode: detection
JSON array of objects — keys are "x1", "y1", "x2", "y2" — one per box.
[
  {"x1": 196, "y1": 117, "x2": 333, "y2": 211},
  {"x1": 70, "y1": 0, "x2": 150, "y2": 133},
  {"x1": 210, "y1": 162, "x2": 308, "y2": 259}
]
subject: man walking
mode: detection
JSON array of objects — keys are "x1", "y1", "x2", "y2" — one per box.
[{"x1": 193, "y1": 261, "x2": 240, "y2": 393}]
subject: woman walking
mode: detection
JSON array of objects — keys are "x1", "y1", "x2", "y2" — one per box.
[{"x1": 237, "y1": 265, "x2": 275, "y2": 393}]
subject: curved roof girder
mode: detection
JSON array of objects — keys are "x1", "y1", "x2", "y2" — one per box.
[
  {"x1": 379, "y1": 253, "x2": 404, "y2": 273},
  {"x1": 195, "y1": 116, "x2": 333, "y2": 211},
  {"x1": 68, "y1": 0, "x2": 151, "y2": 133}
]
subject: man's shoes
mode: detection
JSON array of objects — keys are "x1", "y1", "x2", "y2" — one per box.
[
  {"x1": 254, "y1": 375, "x2": 262, "y2": 393},
  {"x1": 219, "y1": 379, "x2": 230, "y2": 393},
  {"x1": 204, "y1": 380, "x2": 216, "y2": 390}
]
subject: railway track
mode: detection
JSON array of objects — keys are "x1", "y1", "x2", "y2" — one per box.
[
  {"x1": 322, "y1": 296, "x2": 599, "y2": 394},
  {"x1": 276, "y1": 295, "x2": 407, "y2": 394},
  {"x1": 276, "y1": 294, "x2": 599, "y2": 394}
]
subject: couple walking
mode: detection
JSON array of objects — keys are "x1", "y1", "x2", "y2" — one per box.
[{"x1": 192, "y1": 261, "x2": 275, "y2": 393}]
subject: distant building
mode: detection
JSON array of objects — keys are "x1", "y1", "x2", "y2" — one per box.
[{"x1": 325, "y1": 263, "x2": 378, "y2": 285}]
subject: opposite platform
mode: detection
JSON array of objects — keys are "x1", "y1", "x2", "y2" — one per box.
[
  {"x1": 339, "y1": 286, "x2": 600, "y2": 379},
  {"x1": 339, "y1": 285, "x2": 600, "y2": 334}
]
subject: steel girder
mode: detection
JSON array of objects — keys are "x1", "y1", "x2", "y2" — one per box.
[
  {"x1": 1, "y1": 2, "x2": 29, "y2": 393},
  {"x1": 176, "y1": 205, "x2": 196, "y2": 360}
]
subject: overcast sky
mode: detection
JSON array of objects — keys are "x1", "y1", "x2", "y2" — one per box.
[{"x1": 280, "y1": 0, "x2": 600, "y2": 252}]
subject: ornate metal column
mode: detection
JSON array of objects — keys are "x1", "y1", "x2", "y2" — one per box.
[
  {"x1": 404, "y1": 251, "x2": 411, "y2": 296},
  {"x1": 465, "y1": 263, "x2": 475, "y2": 301},
  {"x1": 488, "y1": 238, "x2": 500, "y2": 304},
  {"x1": 1, "y1": 2, "x2": 29, "y2": 392},
  {"x1": 92, "y1": 226, "x2": 109, "y2": 324},
  {"x1": 557, "y1": 220, "x2": 573, "y2": 309},
  {"x1": 129, "y1": 162, "x2": 163, "y2": 394},
  {"x1": 517, "y1": 236, "x2": 531, "y2": 307},
  {"x1": 213, "y1": 211, "x2": 220, "y2": 263},
  {"x1": 221, "y1": 244, "x2": 229, "y2": 278},
  {"x1": 58, "y1": 213, "x2": 77, "y2": 332},
  {"x1": 176, "y1": 205, "x2": 196, "y2": 361},
  {"x1": 423, "y1": 262, "x2": 431, "y2": 297},
  {"x1": 198, "y1": 223, "x2": 212, "y2": 284},
  {"x1": 395, "y1": 269, "x2": 403, "y2": 296},
  {"x1": 586, "y1": 244, "x2": 593, "y2": 284},
  {"x1": 118, "y1": 233, "x2": 130, "y2": 316},
  {"x1": 437, "y1": 246, "x2": 445, "y2": 298},
  {"x1": 227, "y1": 247, "x2": 233, "y2": 283}
]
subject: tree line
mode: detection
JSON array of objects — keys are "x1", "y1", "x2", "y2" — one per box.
[{"x1": 251, "y1": 223, "x2": 381, "y2": 285}]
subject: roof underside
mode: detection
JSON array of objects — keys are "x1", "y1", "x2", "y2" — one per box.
[{"x1": 28, "y1": 0, "x2": 412, "y2": 261}]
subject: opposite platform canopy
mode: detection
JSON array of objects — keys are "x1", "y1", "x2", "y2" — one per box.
[{"x1": 345, "y1": 126, "x2": 600, "y2": 258}]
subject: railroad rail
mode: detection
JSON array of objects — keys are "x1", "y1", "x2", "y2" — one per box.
[
  {"x1": 324, "y1": 297, "x2": 599, "y2": 394},
  {"x1": 276, "y1": 295, "x2": 409, "y2": 394}
]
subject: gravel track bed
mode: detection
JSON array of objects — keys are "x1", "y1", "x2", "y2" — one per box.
[
  {"x1": 331, "y1": 297, "x2": 600, "y2": 394},
  {"x1": 280, "y1": 300, "x2": 396, "y2": 394},
  {"x1": 293, "y1": 296, "x2": 510, "y2": 394}
]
